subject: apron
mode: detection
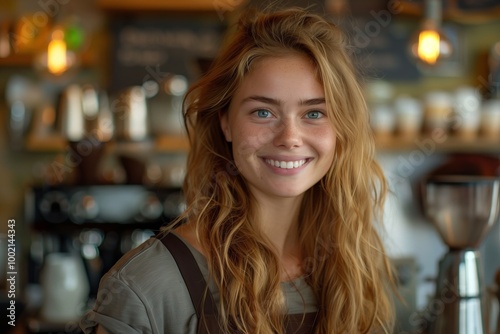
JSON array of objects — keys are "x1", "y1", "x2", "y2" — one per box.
[{"x1": 157, "y1": 233, "x2": 318, "y2": 334}]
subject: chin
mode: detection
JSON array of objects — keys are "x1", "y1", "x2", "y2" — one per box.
[{"x1": 262, "y1": 185, "x2": 311, "y2": 199}]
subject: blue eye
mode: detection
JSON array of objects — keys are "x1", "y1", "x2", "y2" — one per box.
[
  {"x1": 255, "y1": 109, "x2": 271, "y2": 118},
  {"x1": 306, "y1": 110, "x2": 323, "y2": 119}
]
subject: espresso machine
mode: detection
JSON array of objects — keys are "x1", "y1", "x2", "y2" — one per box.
[{"x1": 423, "y1": 175, "x2": 500, "y2": 334}]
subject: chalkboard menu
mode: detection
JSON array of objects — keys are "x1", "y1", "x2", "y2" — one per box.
[
  {"x1": 107, "y1": 10, "x2": 423, "y2": 91},
  {"x1": 456, "y1": 0, "x2": 500, "y2": 11},
  {"x1": 337, "y1": 17, "x2": 421, "y2": 82},
  {"x1": 108, "y1": 16, "x2": 226, "y2": 93}
]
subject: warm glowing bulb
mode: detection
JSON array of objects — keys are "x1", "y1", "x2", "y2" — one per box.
[
  {"x1": 418, "y1": 30, "x2": 440, "y2": 65},
  {"x1": 47, "y1": 29, "x2": 67, "y2": 75},
  {"x1": 408, "y1": 0, "x2": 453, "y2": 66}
]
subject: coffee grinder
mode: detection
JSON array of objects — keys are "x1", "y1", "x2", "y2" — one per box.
[{"x1": 423, "y1": 175, "x2": 500, "y2": 334}]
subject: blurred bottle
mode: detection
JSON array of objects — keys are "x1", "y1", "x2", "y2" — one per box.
[
  {"x1": 58, "y1": 84, "x2": 85, "y2": 141},
  {"x1": 148, "y1": 74, "x2": 188, "y2": 136},
  {"x1": 114, "y1": 86, "x2": 149, "y2": 141},
  {"x1": 480, "y1": 99, "x2": 500, "y2": 139},
  {"x1": 489, "y1": 41, "x2": 500, "y2": 99},
  {"x1": 0, "y1": 20, "x2": 11, "y2": 58}
]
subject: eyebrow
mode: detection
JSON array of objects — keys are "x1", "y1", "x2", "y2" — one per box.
[{"x1": 241, "y1": 95, "x2": 326, "y2": 106}]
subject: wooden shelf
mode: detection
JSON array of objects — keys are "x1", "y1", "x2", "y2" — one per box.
[
  {"x1": 0, "y1": 53, "x2": 36, "y2": 67},
  {"x1": 97, "y1": 0, "x2": 246, "y2": 12},
  {"x1": 24, "y1": 135, "x2": 189, "y2": 153},
  {"x1": 25, "y1": 133, "x2": 498, "y2": 154},
  {"x1": 25, "y1": 135, "x2": 67, "y2": 152},
  {"x1": 0, "y1": 51, "x2": 99, "y2": 68},
  {"x1": 154, "y1": 135, "x2": 190, "y2": 152},
  {"x1": 376, "y1": 134, "x2": 500, "y2": 153}
]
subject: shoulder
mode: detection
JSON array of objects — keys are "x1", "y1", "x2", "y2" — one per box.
[
  {"x1": 81, "y1": 237, "x2": 198, "y2": 334},
  {"x1": 106, "y1": 237, "x2": 175, "y2": 277},
  {"x1": 174, "y1": 225, "x2": 207, "y2": 257},
  {"x1": 102, "y1": 236, "x2": 187, "y2": 296}
]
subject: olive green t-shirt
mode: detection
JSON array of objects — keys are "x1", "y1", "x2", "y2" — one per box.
[{"x1": 80, "y1": 234, "x2": 317, "y2": 334}]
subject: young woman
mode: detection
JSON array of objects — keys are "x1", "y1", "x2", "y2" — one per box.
[{"x1": 81, "y1": 7, "x2": 395, "y2": 334}]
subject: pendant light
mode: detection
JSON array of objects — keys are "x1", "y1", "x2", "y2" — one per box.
[
  {"x1": 34, "y1": 17, "x2": 86, "y2": 80},
  {"x1": 34, "y1": 25, "x2": 79, "y2": 80},
  {"x1": 409, "y1": 0, "x2": 453, "y2": 66}
]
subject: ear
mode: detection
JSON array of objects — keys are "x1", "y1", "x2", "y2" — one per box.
[{"x1": 219, "y1": 112, "x2": 232, "y2": 142}]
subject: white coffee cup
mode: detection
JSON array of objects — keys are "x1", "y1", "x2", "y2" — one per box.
[
  {"x1": 453, "y1": 86, "x2": 482, "y2": 139},
  {"x1": 394, "y1": 95, "x2": 423, "y2": 139},
  {"x1": 424, "y1": 91, "x2": 453, "y2": 134},
  {"x1": 370, "y1": 104, "x2": 396, "y2": 140}
]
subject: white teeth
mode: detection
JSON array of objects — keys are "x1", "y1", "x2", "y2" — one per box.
[{"x1": 265, "y1": 159, "x2": 306, "y2": 169}]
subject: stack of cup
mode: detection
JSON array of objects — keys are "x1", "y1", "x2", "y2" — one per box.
[
  {"x1": 366, "y1": 80, "x2": 396, "y2": 140},
  {"x1": 370, "y1": 104, "x2": 396, "y2": 140},
  {"x1": 394, "y1": 95, "x2": 423, "y2": 140},
  {"x1": 423, "y1": 91, "x2": 454, "y2": 135},
  {"x1": 480, "y1": 99, "x2": 500, "y2": 139},
  {"x1": 453, "y1": 86, "x2": 482, "y2": 139}
]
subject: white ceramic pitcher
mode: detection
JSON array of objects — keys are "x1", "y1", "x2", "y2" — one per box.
[{"x1": 40, "y1": 252, "x2": 89, "y2": 322}]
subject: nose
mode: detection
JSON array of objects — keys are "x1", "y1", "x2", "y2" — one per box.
[{"x1": 272, "y1": 119, "x2": 303, "y2": 149}]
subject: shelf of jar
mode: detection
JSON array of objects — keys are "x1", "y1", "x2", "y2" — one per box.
[
  {"x1": 24, "y1": 134, "x2": 190, "y2": 153},
  {"x1": 24, "y1": 135, "x2": 67, "y2": 152},
  {"x1": 0, "y1": 49, "x2": 100, "y2": 68},
  {"x1": 154, "y1": 134, "x2": 190, "y2": 152},
  {"x1": 23, "y1": 133, "x2": 500, "y2": 154},
  {"x1": 97, "y1": 0, "x2": 242, "y2": 11},
  {"x1": 375, "y1": 134, "x2": 500, "y2": 153},
  {"x1": 0, "y1": 31, "x2": 108, "y2": 68}
]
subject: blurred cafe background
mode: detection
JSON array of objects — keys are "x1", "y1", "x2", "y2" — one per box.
[{"x1": 1, "y1": 0, "x2": 500, "y2": 333}]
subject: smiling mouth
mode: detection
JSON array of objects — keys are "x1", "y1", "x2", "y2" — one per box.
[{"x1": 264, "y1": 158, "x2": 308, "y2": 169}]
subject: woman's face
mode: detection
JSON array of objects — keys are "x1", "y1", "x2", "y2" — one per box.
[{"x1": 220, "y1": 54, "x2": 336, "y2": 201}]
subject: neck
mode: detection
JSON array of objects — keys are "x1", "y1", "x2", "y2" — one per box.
[
  {"x1": 257, "y1": 196, "x2": 302, "y2": 255},
  {"x1": 256, "y1": 196, "x2": 305, "y2": 281}
]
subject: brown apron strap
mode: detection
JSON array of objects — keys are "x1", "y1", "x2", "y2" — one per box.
[
  {"x1": 156, "y1": 233, "x2": 218, "y2": 317},
  {"x1": 285, "y1": 313, "x2": 318, "y2": 334},
  {"x1": 157, "y1": 233, "x2": 318, "y2": 333}
]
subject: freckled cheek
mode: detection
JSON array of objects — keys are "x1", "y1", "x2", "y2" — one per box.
[
  {"x1": 314, "y1": 128, "x2": 336, "y2": 162},
  {"x1": 233, "y1": 124, "x2": 274, "y2": 156},
  {"x1": 231, "y1": 129, "x2": 269, "y2": 161}
]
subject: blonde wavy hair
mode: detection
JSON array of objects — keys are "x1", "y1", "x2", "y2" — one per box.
[{"x1": 164, "y1": 7, "x2": 395, "y2": 334}]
